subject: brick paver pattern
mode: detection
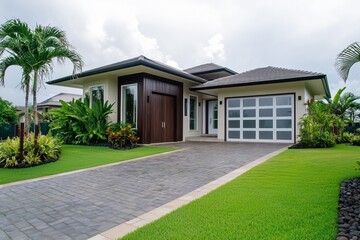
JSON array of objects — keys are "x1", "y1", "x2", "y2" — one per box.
[{"x1": 0, "y1": 142, "x2": 287, "y2": 240}]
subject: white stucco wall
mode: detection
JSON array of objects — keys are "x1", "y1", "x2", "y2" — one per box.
[{"x1": 83, "y1": 76, "x2": 118, "y2": 123}]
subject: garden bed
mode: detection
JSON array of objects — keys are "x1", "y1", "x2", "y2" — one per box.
[{"x1": 337, "y1": 178, "x2": 360, "y2": 240}]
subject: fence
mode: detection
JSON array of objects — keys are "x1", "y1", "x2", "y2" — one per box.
[{"x1": 0, "y1": 123, "x2": 51, "y2": 140}]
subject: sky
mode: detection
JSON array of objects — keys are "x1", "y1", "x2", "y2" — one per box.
[{"x1": 1, "y1": 0, "x2": 360, "y2": 106}]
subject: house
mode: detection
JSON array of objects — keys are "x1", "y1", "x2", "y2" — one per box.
[
  {"x1": 47, "y1": 55, "x2": 330, "y2": 144},
  {"x1": 37, "y1": 93, "x2": 82, "y2": 113}
]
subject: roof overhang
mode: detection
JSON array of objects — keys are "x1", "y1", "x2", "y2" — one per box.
[
  {"x1": 47, "y1": 56, "x2": 206, "y2": 88},
  {"x1": 190, "y1": 75, "x2": 331, "y2": 98}
]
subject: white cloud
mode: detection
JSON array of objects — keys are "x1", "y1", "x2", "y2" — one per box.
[{"x1": 204, "y1": 34, "x2": 225, "y2": 60}]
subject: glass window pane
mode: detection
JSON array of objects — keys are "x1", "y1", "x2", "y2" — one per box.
[
  {"x1": 277, "y1": 119, "x2": 292, "y2": 128},
  {"x1": 213, "y1": 120, "x2": 218, "y2": 129},
  {"x1": 277, "y1": 131, "x2": 292, "y2": 140},
  {"x1": 243, "y1": 98, "x2": 256, "y2": 107},
  {"x1": 259, "y1": 120, "x2": 273, "y2": 128},
  {"x1": 91, "y1": 86, "x2": 104, "y2": 107},
  {"x1": 189, "y1": 96, "x2": 197, "y2": 130},
  {"x1": 243, "y1": 109, "x2": 256, "y2": 117},
  {"x1": 122, "y1": 85, "x2": 137, "y2": 128},
  {"x1": 243, "y1": 131, "x2": 256, "y2": 139},
  {"x1": 228, "y1": 120, "x2": 240, "y2": 128},
  {"x1": 228, "y1": 110, "x2": 240, "y2": 118},
  {"x1": 276, "y1": 96, "x2": 292, "y2": 106},
  {"x1": 276, "y1": 108, "x2": 292, "y2": 117},
  {"x1": 228, "y1": 99, "x2": 240, "y2": 108},
  {"x1": 228, "y1": 131, "x2": 240, "y2": 139},
  {"x1": 259, "y1": 131, "x2": 273, "y2": 139},
  {"x1": 259, "y1": 109, "x2": 273, "y2": 117},
  {"x1": 259, "y1": 97, "x2": 273, "y2": 106},
  {"x1": 243, "y1": 120, "x2": 256, "y2": 128}
]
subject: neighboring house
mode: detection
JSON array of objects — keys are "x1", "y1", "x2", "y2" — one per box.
[
  {"x1": 47, "y1": 55, "x2": 330, "y2": 144},
  {"x1": 37, "y1": 93, "x2": 82, "y2": 113}
]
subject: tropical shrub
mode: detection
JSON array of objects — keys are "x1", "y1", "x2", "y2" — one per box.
[
  {"x1": 0, "y1": 134, "x2": 61, "y2": 168},
  {"x1": 351, "y1": 135, "x2": 360, "y2": 146},
  {"x1": 106, "y1": 123, "x2": 140, "y2": 149},
  {"x1": 299, "y1": 101, "x2": 338, "y2": 148},
  {"x1": 338, "y1": 132, "x2": 355, "y2": 144},
  {"x1": 50, "y1": 96, "x2": 114, "y2": 145},
  {"x1": 0, "y1": 97, "x2": 18, "y2": 125}
]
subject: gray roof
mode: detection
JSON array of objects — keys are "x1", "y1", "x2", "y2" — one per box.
[
  {"x1": 191, "y1": 66, "x2": 330, "y2": 96},
  {"x1": 38, "y1": 93, "x2": 82, "y2": 107},
  {"x1": 184, "y1": 63, "x2": 237, "y2": 75},
  {"x1": 47, "y1": 55, "x2": 206, "y2": 85}
]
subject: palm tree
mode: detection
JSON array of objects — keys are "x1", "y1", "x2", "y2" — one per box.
[
  {"x1": 0, "y1": 19, "x2": 83, "y2": 139},
  {"x1": 335, "y1": 42, "x2": 360, "y2": 82},
  {"x1": 25, "y1": 24, "x2": 83, "y2": 132},
  {"x1": 0, "y1": 19, "x2": 33, "y2": 136},
  {"x1": 324, "y1": 87, "x2": 360, "y2": 122}
]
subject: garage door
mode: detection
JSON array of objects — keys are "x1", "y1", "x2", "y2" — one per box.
[{"x1": 226, "y1": 94, "x2": 294, "y2": 143}]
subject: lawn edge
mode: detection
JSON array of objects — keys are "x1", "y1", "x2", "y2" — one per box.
[
  {"x1": 89, "y1": 145, "x2": 290, "y2": 240},
  {"x1": 0, "y1": 148, "x2": 182, "y2": 189}
]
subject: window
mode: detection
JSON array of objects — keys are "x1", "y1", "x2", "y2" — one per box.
[
  {"x1": 90, "y1": 85, "x2": 104, "y2": 107},
  {"x1": 189, "y1": 96, "x2": 197, "y2": 130},
  {"x1": 121, "y1": 84, "x2": 138, "y2": 128}
]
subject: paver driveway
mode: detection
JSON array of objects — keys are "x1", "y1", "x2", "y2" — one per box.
[{"x1": 0, "y1": 142, "x2": 287, "y2": 240}]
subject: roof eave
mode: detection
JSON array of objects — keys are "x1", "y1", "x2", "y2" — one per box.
[
  {"x1": 190, "y1": 75, "x2": 327, "y2": 91},
  {"x1": 47, "y1": 57, "x2": 206, "y2": 85}
]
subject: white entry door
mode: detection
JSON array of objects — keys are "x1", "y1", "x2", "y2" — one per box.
[{"x1": 208, "y1": 100, "x2": 218, "y2": 134}]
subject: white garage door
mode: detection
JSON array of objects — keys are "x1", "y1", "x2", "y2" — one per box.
[{"x1": 226, "y1": 94, "x2": 294, "y2": 143}]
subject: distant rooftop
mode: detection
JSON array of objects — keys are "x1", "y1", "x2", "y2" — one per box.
[
  {"x1": 38, "y1": 93, "x2": 82, "y2": 107},
  {"x1": 184, "y1": 63, "x2": 237, "y2": 75}
]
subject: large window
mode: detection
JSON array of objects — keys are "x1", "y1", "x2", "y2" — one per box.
[
  {"x1": 90, "y1": 85, "x2": 104, "y2": 107},
  {"x1": 121, "y1": 84, "x2": 138, "y2": 128},
  {"x1": 189, "y1": 96, "x2": 197, "y2": 130}
]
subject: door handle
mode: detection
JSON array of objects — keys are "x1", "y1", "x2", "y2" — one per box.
[{"x1": 164, "y1": 122, "x2": 165, "y2": 128}]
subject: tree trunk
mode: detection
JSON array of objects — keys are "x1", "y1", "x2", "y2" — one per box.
[
  {"x1": 24, "y1": 83, "x2": 30, "y2": 138},
  {"x1": 33, "y1": 71, "x2": 38, "y2": 152}
]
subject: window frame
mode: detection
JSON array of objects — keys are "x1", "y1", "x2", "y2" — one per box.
[
  {"x1": 189, "y1": 95, "x2": 198, "y2": 131},
  {"x1": 121, "y1": 83, "x2": 138, "y2": 128},
  {"x1": 89, "y1": 84, "x2": 105, "y2": 108}
]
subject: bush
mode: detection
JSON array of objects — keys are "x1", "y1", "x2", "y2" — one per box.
[
  {"x1": 50, "y1": 95, "x2": 114, "y2": 145},
  {"x1": 0, "y1": 134, "x2": 61, "y2": 168},
  {"x1": 351, "y1": 135, "x2": 360, "y2": 146},
  {"x1": 299, "y1": 101, "x2": 337, "y2": 148},
  {"x1": 338, "y1": 132, "x2": 355, "y2": 144},
  {"x1": 106, "y1": 123, "x2": 140, "y2": 149}
]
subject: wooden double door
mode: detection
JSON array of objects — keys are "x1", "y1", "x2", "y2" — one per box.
[{"x1": 151, "y1": 93, "x2": 176, "y2": 143}]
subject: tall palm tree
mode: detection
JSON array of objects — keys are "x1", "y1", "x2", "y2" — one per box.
[
  {"x1": 335, "y1": 42, "x2": 360, "y2": 82},
  {"x1": 0, "y1": 19, "x2": 83, "y2": 139},
  {"x1": 0, "y1": 19, "x2": 33, "y2": 136},
  {"x1": 26, "y1": 24, "x2": 83, "y2": 131}
]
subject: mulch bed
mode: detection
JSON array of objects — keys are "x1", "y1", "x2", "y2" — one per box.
[{"x1": 337, "y1": 178, "x2": 360, "y2": 240}]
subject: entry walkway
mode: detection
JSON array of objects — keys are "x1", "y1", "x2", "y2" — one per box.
[{"x1": 0, "y1": 142, "x2": 287, "y2": 240}]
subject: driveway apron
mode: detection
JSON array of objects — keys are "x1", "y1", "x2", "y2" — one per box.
[{"x1": 0, "y1": 142, "x2": 287, "y2": 240}]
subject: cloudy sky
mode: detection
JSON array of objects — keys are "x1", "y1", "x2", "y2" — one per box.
[{"x1": 1, "y1": 0, "x2": 360, "y2": 106}]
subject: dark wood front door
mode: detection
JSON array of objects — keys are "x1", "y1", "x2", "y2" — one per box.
[{"x1": 151, "y1": 93, "x2": 176, "y2": 143}]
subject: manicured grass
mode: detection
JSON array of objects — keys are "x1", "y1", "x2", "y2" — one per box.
[
  {"x1": 122, "y1": 144, "x2": 360, "y2": 240},
  {"x1": 0, "y1": 145, "x2": 175, "y2": 185}
]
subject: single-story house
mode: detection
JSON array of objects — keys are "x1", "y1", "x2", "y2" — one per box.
[{"x1": 47, "y1": 55, "x2": 330, "y2": 144}]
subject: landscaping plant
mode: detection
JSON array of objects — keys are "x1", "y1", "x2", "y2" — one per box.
[
  {"x1": 0, "y1": 134, "x2": 61, "y2": 168},
  {"x1": 299, "y1": 100, "x2": 338, "y2": 148},
  {"x1": 50, "y1": 96, "x2": 114, "y2": 145},
  {"x1": 106, "y1": 122, "x2": 140, "y2": 149}
]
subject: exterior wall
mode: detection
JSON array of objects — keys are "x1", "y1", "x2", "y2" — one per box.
[
  {"x1": 83, "y1": 76, "x2": 118, "y2": 123},
  {"x1": 217, "y1": 82, "x2": 307, "y2": 142},
  {"x1": 183, "y1": 81, "x2": 204, "y2": 139}
]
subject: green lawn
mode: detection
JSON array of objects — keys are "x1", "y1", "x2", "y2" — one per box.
[
  {"x1": 0, "y1": 145, "x2": 175, "y2": 185},
  {"x1": 122, "y1": 144, "x2": 360, "y2": 240}
]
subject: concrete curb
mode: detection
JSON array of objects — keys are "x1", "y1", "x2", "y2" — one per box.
[{"x1": 89, "y1": 146, "x2": 289, "y2": 240}]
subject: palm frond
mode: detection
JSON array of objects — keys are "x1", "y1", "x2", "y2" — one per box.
[{"x1": 335, "y1": 42, "x2": 360, "y2": 82}]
